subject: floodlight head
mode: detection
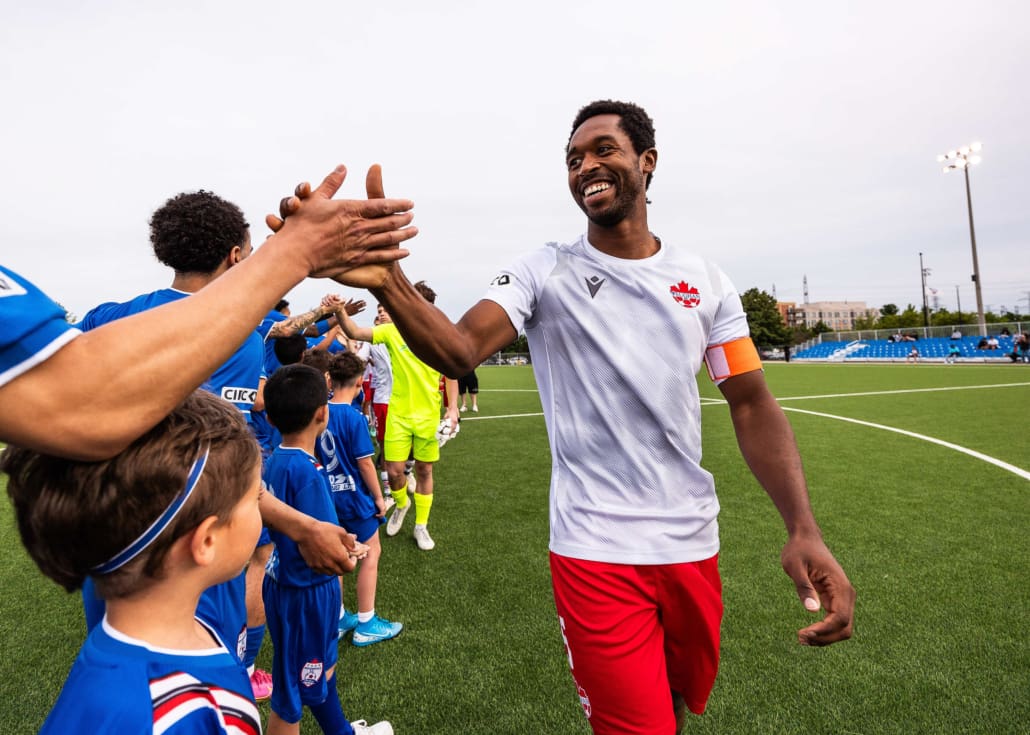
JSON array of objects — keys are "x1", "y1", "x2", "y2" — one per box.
[
  {"x1": 969, "y1": 155, "x2": 982, "y2": 165},
  {"x1": 970, "y1": 141, "x2": 983, "y2": 152},
  {"x1": 959, "y1": 146, "x2": 970, "y2": 156},
  {"x1": 936, "y1": 154, "x2": 945, "y2": 162}
]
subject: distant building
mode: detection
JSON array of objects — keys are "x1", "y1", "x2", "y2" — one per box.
[{"x1": 779, "y1": 301, "x2": 877, "y2": 331}]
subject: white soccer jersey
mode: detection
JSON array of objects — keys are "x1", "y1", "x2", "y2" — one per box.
[
  {"x1": 368, "y1": 343, "x2": 393, "y2": 404},
  {"x1": 484, "y1": 235, "x2": 754, "y2": 565}
]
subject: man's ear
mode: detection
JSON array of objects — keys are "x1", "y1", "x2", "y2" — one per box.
[
  {"x1": 641, "y1": 148, "x2": 657, "y2": 176},
  {"x1": 188, "y1": 516, "x2": 222, "y2": 567}
]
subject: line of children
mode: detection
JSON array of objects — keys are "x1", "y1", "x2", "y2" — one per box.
[{"x1": 262, "y1": 364, "x2": 393, "y2": 735}]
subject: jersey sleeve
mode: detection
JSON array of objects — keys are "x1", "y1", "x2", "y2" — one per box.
[
  {"x1": 0, "y1": 265, "x2": 80, "y2": 388},
  {"x1": 346, "y1": 409, "x2": 375, "y2": 460},
  {"x1": 703, "y1": 266, "x2": 761, "y2": 384},
  {"x1": 481, "y1": 245, "x2": 558, "y2": 334}
]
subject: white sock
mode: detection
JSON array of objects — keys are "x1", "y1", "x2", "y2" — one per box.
[{"x1": 358, "y1": 610, "x2": 375, "y2": 624}]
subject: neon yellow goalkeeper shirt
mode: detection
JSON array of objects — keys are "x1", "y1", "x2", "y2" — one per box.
[{"x1": 372, "y1": 322, "x2": 442, "y2": 419}]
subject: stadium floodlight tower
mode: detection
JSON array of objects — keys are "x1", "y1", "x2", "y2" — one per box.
[{"x1": 937, "y1": 142, "x2": 986, "y2": 337}]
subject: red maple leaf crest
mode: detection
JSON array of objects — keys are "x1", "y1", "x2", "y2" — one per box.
[{"x1": 669, "y1": 281, "x2": 701, "y2": 308}]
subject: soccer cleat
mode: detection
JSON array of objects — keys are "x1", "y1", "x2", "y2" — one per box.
[
  {"x1": 339, "y1": 610, "x2": 359, "y2": 634},
  {"x1": 386, "y1": 501, "x2": 410, "y2": 536},
  {"x1": 383, "y1": 494, "x2": 395, "y2": 512},
  {"x1": 351, "y1": 615, "x2": 403, "y2": 647},
  {"x1": 351, "y1": 720, "x2": 394, "y2": 735},
  {"x1": 250, "y1": 668, "x2": 273, "y2": 702},
  {"x1": 472, "y1": 406, "x2": 478, "y2": 412},
  {"x1": 460, "y1": 405, "x2": 467, "y2": 412},
  {"x1": 405, "y1": 472, "x2": 417, "y2": 493},
  {"x1": 413, "y1": 524, "x2": 436, "y2": 551}
]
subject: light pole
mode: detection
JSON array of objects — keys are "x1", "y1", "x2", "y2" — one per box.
[
  {"x1": 919, "y1": 252, "x2": 930, "y2": 328},
  {"x1": 937, "y1": 142, "x2": 986, "y2": 336}
]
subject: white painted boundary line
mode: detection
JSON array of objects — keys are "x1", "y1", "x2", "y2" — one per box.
[
  {"x1": 775, "y1": 381, "x2": 1030, "y2": 402},
  {"x1": 698, "y1": 381, "x2": 1030, "y2": 481},
  {"x1": 778, "y1": 407, "x2": 1030, "y2": 482}
]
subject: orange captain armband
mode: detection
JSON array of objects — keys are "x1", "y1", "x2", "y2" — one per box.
[{"x1": 704, "y1": 337, "x2": 762, "y2": 384}]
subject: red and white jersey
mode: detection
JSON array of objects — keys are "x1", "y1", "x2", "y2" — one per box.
[{"x1": 483, "y1": 235, "x2": 760, "y2": 565}]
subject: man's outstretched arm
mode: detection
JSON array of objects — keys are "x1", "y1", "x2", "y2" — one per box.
[
  {"x1": 0, "y1": 165, "x2": 417, "y2": 460},
  {"x1": 718, "y1": 369, "x2": 856, "y2": 646}
]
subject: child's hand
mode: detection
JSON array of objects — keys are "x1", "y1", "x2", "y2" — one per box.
[{"x1": 374, "y1": 495, "x2": 387, "y2": 518}]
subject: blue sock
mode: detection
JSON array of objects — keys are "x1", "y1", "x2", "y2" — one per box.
[
  {"x1": 243, "y1": 625, "x2": 265, "y2": 670},
  {"x1": 309, "y1": 675, "x2": 353, "y2": 735}
]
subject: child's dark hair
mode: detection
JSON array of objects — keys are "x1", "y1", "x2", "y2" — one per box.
[
  {"x1": 1, "y1": 390, "x2": 259, "y2": 597},
  {"x1": 274, "y1": 334, "x2": 308, "y2": 366},
  {"x1": 413, "y1": 280, "x2": 436, "y2": 304},
  {"x1": 264, "y1": 364, "x2": 328, "y2": 434},
  {"x1": 328, "y1": 351, "x2": 366, "y2": 389},
  {"x1": 302, "y1": 348, "x2": 332, "y2": 375}
]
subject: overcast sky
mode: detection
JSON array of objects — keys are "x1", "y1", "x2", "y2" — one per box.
[{"x1": 2, "y1": 1, "x2": 1027, "y2": 325}]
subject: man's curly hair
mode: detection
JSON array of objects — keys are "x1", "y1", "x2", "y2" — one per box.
[
  {"x1": 567, "y1": 100, "x2": 657, "y2": 189},
  {"x1": 149, "y1": 190, "x2": 250, "y2": 274}
]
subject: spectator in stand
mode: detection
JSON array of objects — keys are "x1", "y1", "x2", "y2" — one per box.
[
  {"x1": 986, "y1": 336, "x2": 1000, "y2": 350},
  {"x1": 946, "y1": 344, "x2": 961, "y2": 364},
  {"x1": 1009, "y1": 332, "x2": 1029, "y2": 363},
  {"x1": 906, "y1": 346, "x2": 920, "y2": 364},
  {"x1": 976, "y1": 337, "x2": 989, "y2": 350},
  {"x1": 950, "y1": 328, "x2": 962, "y2": 340}
]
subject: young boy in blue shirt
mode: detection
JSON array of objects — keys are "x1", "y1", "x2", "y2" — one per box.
[
  {"x1": 317, "y1": 352, "x2": 402, "y2": 646},
  {"x1": 262, "y1": 364, "x2": 391, "y2": 735},
  {"x1": 2, "y1": 390, "x2": 264, "y2": 734}
]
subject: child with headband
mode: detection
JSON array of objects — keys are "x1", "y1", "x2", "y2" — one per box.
[{"x1": 2, "y1": 390, "x2": 264, "y2": 733}]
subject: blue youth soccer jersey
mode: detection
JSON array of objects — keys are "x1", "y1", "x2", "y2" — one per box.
[
  {"x1": 0, "y1": 265, "x2": 80, "y2": 388},
  {"x1": 41, "y1": 618, "x2": 260, "y2": 735},
  {"x1": 315, "y1": 402, "x2": 377, "y2": 523},
  {"x1": 76, "y1": 288, "x2": 264, "y2": 417},
  {"x1": 75, "y1": 287, "x2": 255, "y2": 651},
  {"x1": 262, "y1": 447, "x2": 338, "y2": 588},
  {"x1": 259, "y1": 309, "x2": 286, "y2": 377}
]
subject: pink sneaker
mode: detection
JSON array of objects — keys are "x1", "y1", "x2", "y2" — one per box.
[{"x1": 250, "y1": 668, "x2": 273, "y2": 702}]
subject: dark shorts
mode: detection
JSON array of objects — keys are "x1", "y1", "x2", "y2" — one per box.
[{"x1": 458, "y1": 371, "x2": 479, "y2": 395}]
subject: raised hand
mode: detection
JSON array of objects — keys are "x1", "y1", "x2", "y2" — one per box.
[{"x1": 263, "y1": 165, "x2": 417, "y2": 282}]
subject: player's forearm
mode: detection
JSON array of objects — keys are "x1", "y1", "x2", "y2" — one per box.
[
  {"x1": 371, "y1": 267, "x2": 508, "y2": 377},
  {"x1": 357, "y1": 458, "x2": 383, "y2": 500},
  {"x1": 723, "y1": 375, "x2": 821, "y2": 537},
  {"x1": 268, "y1": 305, "x2": 332, "y2": 339},
  {"x1": 0, "y1": 240, "x2": 311, "y2": 459},
  {"x1": 334, "y1": 309, "x2": 372, "y2": 343}
]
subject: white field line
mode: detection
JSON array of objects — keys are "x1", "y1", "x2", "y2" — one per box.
[
  {"x1": 699, "y1": 381, "x2": 1030, "y2": 481},
  {"x1": 774, "y1": 381, "x2": 1030, "y2": 402}
]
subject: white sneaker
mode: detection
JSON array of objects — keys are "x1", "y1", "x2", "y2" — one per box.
[
  {"x1": 406, "y1": 472, "x2": 417, "y2": 494},
  {"x1": 460, "y1": 405, "x2": 467, "y2": 412},
  {"x1": 383, "y1": 494, "x2": 395, "y2": 512},
  {"x1": 414, "y1": 524, "x2": 435, "y2": 551},
  {"x1": 386, "y1": 501, "x2": 410, "y2": 536},
  {"x1": 351, "y1": 720, "x2": 394, "y2": 735},
  {"x1": 472, "y1": 406, "x2": 478, "y2": 412}
]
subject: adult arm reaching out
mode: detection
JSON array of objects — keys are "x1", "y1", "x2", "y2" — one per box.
[
  {"x1": 0, "y1": 165, "x2": 417, "y2": 460},
  {"x1": 718, "y1": 370, "x2": 856, "y2": 646}
]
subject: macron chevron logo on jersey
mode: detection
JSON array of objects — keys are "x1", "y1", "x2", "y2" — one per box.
[
  {"x1": 585, "y1": 275, "x2": 605, "y2": 299},
  {"x1": 670, "y1": 281, "x2": 701, "y2": 308},
  {"x1": 150, "y1": 671, "x2": 260, "y2": 735},
  {"x1": 0, "y1": 273, "x2": 28, "y2": 298}
]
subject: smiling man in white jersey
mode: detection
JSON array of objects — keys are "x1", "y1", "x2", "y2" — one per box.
[{"x1": 277, "y1": 101, "x2": 856, "y2": 735}]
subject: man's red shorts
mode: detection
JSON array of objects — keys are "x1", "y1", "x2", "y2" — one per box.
[
  {"x1": 373, "y1": 402, "x2": 389, "y2": 444},
  {"x1": 549, "y1": 552, "x2": 723, "y2": 734}
]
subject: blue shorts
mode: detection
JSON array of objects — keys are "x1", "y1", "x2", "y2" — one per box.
[
  {"x1": 263, "y1": 577, "x2": 341, "y2": 723},
  {"x1": 339, "y1": 514, "x2": 383, "y2": 544}
]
